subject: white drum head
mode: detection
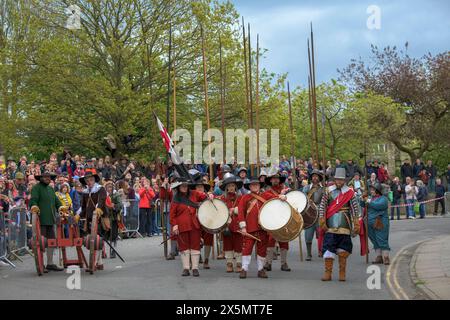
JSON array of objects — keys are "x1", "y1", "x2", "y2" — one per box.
[
  {"x1": 286, "y1": 191, "x2": 307, "y2": 213},
  {"x1": 259, "y1": 199, "x2": 291, "y2": 231},
  {"x1": 198, "y1": 199, "x2": 229, "y2": 230}
]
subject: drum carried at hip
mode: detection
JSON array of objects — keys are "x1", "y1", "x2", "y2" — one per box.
[
  {"x1": 197, "y1": 198, "x2": 230, "y2": 234},
  {"x1": 259, "y1": 199, "x2": 304, "y2": 242},
  {"x1": 258, "y1": 190, "x2": 319, "y2": 242}
]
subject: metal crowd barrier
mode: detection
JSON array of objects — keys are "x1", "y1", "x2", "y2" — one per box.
[
  {"x1": 7, "y1": 207, "x2": 33, "y2": 261},
  {"x1": 0, "y1": 211, "x2": 15, "y2": 268},
  {"x1": 445, "y1": 192, "x2": 450, "y2": 216},
  {"x1": 121, "y1": 199, "x2": 143, "y2": 238}
]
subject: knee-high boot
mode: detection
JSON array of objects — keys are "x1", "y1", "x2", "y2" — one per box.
[{"x1": 338, "y1": 251, "x2": 350, "y2": 281}]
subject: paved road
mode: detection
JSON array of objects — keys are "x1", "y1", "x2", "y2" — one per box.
[{"x1": 1, "y1": 216, "x2": 449, "y2": 300}]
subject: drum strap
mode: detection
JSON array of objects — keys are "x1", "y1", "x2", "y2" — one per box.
[{"x1": 246, "y1": 193, "x2": 266, "y2": 215}]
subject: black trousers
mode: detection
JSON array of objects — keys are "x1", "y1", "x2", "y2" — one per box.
[
  {"x1": 139, "y1": 208, "x2": 152, "y2": 236},
  {"x1": 434, "y1": 199, "x2": 445, "y2": 214}
]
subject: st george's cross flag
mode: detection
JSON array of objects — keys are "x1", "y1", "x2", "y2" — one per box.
[{"x1": 153, "y1": 112, "x2": 193, "y2": 182}]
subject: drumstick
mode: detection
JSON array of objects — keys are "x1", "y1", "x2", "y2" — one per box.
[{"x1": 238, "y1": 231, "x2": 261, "y2": 242}]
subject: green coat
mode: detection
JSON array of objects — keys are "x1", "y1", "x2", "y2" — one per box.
[{"x1": 30, "y1": 182, "x2": 62, "y2": 226}]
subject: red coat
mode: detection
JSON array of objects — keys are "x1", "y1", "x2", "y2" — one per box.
[
  {"x1": 138, "y1": 187, "x2": 155, "y2": 208},
  {"x1": 159, "y1": 186, "x2": 173, "y2": 202},
  {"x1": 262, "y1": 185, "x2": 286, "y2": 200},
  {"x1": 217, "y1": 192, "x2": 241, "y2": 232},
  {"x1": 238, "y1": 192, "x2": 272, "y2": 233},
  {"x1": 169, "y1": 190, "x2": 207, "y2": 233}
]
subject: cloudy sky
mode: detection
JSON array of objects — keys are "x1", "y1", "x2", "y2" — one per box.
[{"x1": 231, "y1": 0, "x2": 450, "y2": 87}]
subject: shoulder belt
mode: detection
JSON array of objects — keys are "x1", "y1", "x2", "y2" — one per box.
[{"x1": 247, "y1": 193, "x2": 267, "y2": 215}]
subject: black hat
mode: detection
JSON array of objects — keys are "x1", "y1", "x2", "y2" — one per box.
[
  {"x1": 244, "y1": 177, "x2": 264, "y2": 190},
  {"x1": 265, "y1": 166, "x2": 286, "y2": 186},
  {"x1": 35, "y1": 171, "x2": 57, "y2": 181},
  {"x1": 220, "y1": 173, "x2": 243, "y2": 191},
  {"x1": 309, "y1": 169, "x2": 324, "y2": 181},
  {"x1": 189, "y1": 179, "x2": 211, "y2": 192},
  {"x1": 79, "y1": 172, "x2": 100, "y2": 185},
  {"x1": 171, "y1": 175, "x2": 191, "y2": 190}
]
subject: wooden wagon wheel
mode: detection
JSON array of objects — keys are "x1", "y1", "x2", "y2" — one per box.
[
  {"x1": 31, "y1": 213, "x2": 44, "y2": 276},
  {"x1": 88, "y1": 211, "x2": 99, "y2": 274}
]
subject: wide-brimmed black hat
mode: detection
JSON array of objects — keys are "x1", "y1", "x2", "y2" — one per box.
[
  {"x1": 265, "y1": 174, "x2": 286, "y2": 186},
  {"x1": 35, "y1": 171, "x2": 57, "y2": 181},
  {"x1": 309, "y1": 169, "x2": 324, "y2": 181},
  {"x1": 79, "y1": 172, "x2": 100, "y2": 185},
  {"x1": 220, "y1": 173, "x2": 243, "y2": 191},
  {"x1": 189, "y1": 179, "x2": 211, "y2": 192},
  {"x1": 171, "y1": 176, "x2": 191, "y2": 190},
  {"x1": 244, "y1": 177, "x2": 264, "y2": 190}
]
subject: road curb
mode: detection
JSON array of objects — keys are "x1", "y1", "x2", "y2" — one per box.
[
  {"x1": 385, "y1": 239, "x2": 431, "y2": 300},
  {"x1": 410, "y1": 236, "x2": 450, "y2": 300}
]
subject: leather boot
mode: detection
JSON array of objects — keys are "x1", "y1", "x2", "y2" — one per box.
[
  {"x1": 239, "y1": 270, "x2": 247, "y2": 279},
  {"x1": 372, "y1": 256, "x2": 383, "y2": 264},
  {"x1": 321, "y1": 258, "x2": 333, "y2": 281},
  {"x1": 338, "y1": 251, "x2": 350, "y2": 281},
  {"x1": 258, "y1": 269, "x2": 268, "y2": 278},
  {"x1": 306, "y1": 242, "x2": 312, "y2": 261},
  {"x1": 263, "y1": 262, "x2": 272, "y2": 271}
]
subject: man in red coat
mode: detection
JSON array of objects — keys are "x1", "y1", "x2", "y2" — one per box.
[
  {"x1": 169, "y1": 177, "x2": 212, "y2": 277},
  {"x1": 262, "y1": 169, "x2": 291, "y2": 271},
  {"x1": 238, "y1": 178, "x2": 278, "y2": 279},
  {"x1": 217, "y1": 173, "x2": 243, "y2": 273}
]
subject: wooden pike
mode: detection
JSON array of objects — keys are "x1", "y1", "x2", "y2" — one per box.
[
  {"x1": 173, "y1": 65, "x2": 177, "y2": 130},
  {"x1": 255, "y1": 34, "x2": 261, "y2": 172},
  {"x1": 248, "y1": 23, "x2": 255, "y2": 176},
  {"x1": 242, "y1": 17, "x2": 251, "y2": 132},
  {"x1": 307, "y1": 72, "x2": 314, "y2": 161},
  {"x1": 200, "y1": 25, "x2": 214, "y2": 187},
  {"x1": 219, "y1": 35, "x2": 225, "y2": 164},
  {"x1": 310, "y1": 23, "x2": 319, "y2": 163},
  {"x1": 200, "y1": 24, "x2": 216, "y2": 259},
  {"x1": 166, "y1": 24, "x2": 172, "y2": 132},
  {"x1": 287, "y1": 82, "x2": 297, "y2": 190}
]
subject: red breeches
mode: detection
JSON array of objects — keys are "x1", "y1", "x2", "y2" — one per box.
[
  {"x1": 177, "y1": 229, "x2": 201, "y2": 251},
  {"x1": 223, "y1": 232, "x2": 243, "y2": 252},
  {"x1": 242, "y1": 231, "x2": 268, "y2": 257}
]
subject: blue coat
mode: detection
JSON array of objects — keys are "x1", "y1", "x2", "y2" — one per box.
[{"x1": 362, "y1": 195, "x2": 390, "y2": 251}]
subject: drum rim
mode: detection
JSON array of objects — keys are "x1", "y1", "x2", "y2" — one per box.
[
  {"x1": 258, "y1": 198, "x2": 300, "y2": 232},
  {"x1": 198, "y1": 198, "x2": 229, "y2": 233},
  {"x1": 301, "y1": 200, "x2": 319, "y2": 229},
  {"x1": 285, "y1": 190, "x2": 308, "y2": 212}
]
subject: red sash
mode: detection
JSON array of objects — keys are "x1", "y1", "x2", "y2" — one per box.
[
  {"x1": 318, "y1": 188, "x2": 355, "y2": 254},
  {"x1": 325, "y1": 189, "x2": 355, "y2": 219}
]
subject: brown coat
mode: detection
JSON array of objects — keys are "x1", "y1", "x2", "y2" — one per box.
[{"x1": 81, "y1": 185, "x2": 108, "y2": 223}]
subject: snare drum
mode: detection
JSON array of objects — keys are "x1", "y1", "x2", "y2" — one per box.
[
  {"x1": 198, "y1": 198, "x2": 229, "y2": 234},
  {"x1": 285, "y1": 191, "x2": 319, "y2": 229},
  {"x1": 259, "y1": 199, "x2": 304, "y2": 242}
]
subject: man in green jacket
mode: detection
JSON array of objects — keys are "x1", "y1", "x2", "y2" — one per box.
[{"x1": 30, "y1": 171, "x2": 65, "y2": 272}]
